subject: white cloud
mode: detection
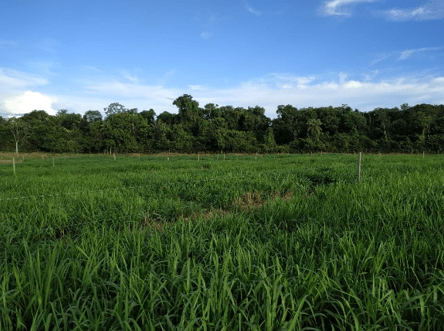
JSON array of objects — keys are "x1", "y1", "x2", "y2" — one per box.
[
  {"x1": 75, "y1": 72, "x2": 444, "y2": 117},
  {"x1": 1, "y1": 91, "x2": 57, "y2": 116},
  {"x1": 3, "y1": 68, "x2": 443, "y2": 118},
  {"x1": 0, "y1": 68, "x2": 55, "y2": 116},
  {"x1": 398, "y1": 47, "x2": 443, "y2": 60},
  {"x1": 384, "y1": 1, "x2": 444, "y2": 21},
  {"x1": 344, "y1": 80, "x2": 363, "y2": 88},
  {"x1": 322, "y1": 0, "x2": 379, "y2": 17},
  {"x1": 82, "y1": 80, "x2": 182, "y2": 113},
  {"x1": 244, "y1": 1, "x2": 261, "y2": 16},
  {"x1": 186, "y1": 73, "x2": 444, "y2": 116}
]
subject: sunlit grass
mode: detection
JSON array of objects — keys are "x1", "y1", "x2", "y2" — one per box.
[{"x1": 1, "y1": 153, "x2": 444, "y2": 330}]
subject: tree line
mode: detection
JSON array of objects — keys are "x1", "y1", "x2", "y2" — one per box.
[{"x1": 1, "y1": 94, "x2": 443, "y2": 154}]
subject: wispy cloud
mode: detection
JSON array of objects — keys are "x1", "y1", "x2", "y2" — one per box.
[
  {"x1": 244, "y1": 1, "x2": 261, "y2": 16},
  {"x1": 83, "y1": 65, "x2": 102, "y2": 72},
  {"x1": 370, "y1": 53, "x2": 391, "y2": 66},
  {"x1": 339, "y1": 72, "x2": 348, "y2": 83},
  {"x1": 200, "y1": 32, "x2": 210, "y2": 40},
  {"x1": 362, "y1": 70, "x2": 379, "y2": 82},
  {"x1": 383, "y1": 1, "x2": 444, "y2": 21},
  {"x1": 35, "y1": 38, "x2": 58, "y2": 53},
  {"x1": 0, "y1": 68, "x2": 48, "y2": 90},
  {"x1": 322, "y1": 0, "x2": 380, "y2": 17},
  {"x1": 158, "y1": 69, "x2": 175, "y2": 86},
  {"x1": 121, "y1": 70, "x2": 139, "y2": 83},
  {"x1": 189, "y1": 85, "x2": 207, "y2": 91},
  {"x1": 196, "y1": 12, "x2": 217, "y2": 39},
  {"x1": 260, "y1": 74, "x2": 316, "y2": 89},
  {"x1": 398, "y1": 47, "x2": 443, "y2": 60},
  {"x1": 26, "y1": 61, "x2": 59, "y2": 76}
]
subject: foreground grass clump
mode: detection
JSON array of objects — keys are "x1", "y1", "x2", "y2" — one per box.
[{"x1": 1, "y1": 153, "x2": 444, "y2": 330}]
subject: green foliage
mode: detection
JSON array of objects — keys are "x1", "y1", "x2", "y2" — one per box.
[
  {"x1": 1, "y1": 100, "x2": 444, "y2": 153},
  {"x1": 83, "y1": 110, "x2": 103, "y2": 123},
  {"x1": 104, "y1": 102, "x2": 127, "y2": 117},
  {"x1": 306, "y1": 118, "x2": 322, "y2": 140},
  {"x1": 263, "y1": 127, "x2": 277, "y2": 153}
]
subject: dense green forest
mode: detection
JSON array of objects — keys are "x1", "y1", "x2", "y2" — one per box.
[{"x1": 1, "y1": 94, "x2": 444, "y2": 154}]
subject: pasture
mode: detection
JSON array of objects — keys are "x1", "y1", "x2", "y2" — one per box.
[{"x1": 1, "y1": 153, "x2": 444, "y2": 330}]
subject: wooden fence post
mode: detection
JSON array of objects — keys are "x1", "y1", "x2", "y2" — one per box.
[{"x1": 357, "y1": 152, "x2": 362, "y2": 182}]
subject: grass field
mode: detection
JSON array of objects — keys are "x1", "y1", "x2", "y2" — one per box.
[{"x1": 1, "y1": 153, "x2": 444, "y2": 330}]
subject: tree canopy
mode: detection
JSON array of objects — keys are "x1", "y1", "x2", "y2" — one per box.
[{"x1": 1, "y1": 96, "x2": 443, "y2": 154}]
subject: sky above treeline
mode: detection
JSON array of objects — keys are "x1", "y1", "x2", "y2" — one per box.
[{"x1": 0, "y1": 0, "x2": 443, "y2": 118}]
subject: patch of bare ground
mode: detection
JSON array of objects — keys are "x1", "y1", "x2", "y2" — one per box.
[
  {"x1": 0, "y1": 158, "x2": 23, "y2": 164},
  {"x1": 0, "y1": 152, "x2": 83, "y2": 160},
  {"x1": 234, "y1": 190, "x2": 295, "y2": 211},
  {"x1": 280, "y1": 190, "x2": 294, "y2": 201},
  {"x1": 132, "y1": 191, "x2": 295, "y2": 233},
  {"x1": 133, "y1": 214, "x2": 173, "y2": 233}
]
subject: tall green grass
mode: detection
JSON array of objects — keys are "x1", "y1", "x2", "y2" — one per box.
[{"x1": 1, "y1": 153, "x2": 444, "y2": 330}]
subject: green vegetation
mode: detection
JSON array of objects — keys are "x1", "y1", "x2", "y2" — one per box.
[
  {"x1": 1, "y1": 153, "x2": 444, "y2": 330},
  {"x1": 1, "y1": 95, "x2": 444, "y2": 154}
]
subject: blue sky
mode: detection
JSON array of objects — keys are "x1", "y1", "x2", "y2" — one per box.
[{"x1": 1, "y1": 0, "x2": 443, "y2": 118}]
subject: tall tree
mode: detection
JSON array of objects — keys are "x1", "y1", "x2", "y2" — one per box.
[
  {"x1": 173, "y1": 94, "x2": 201, "y2": 125},
  {"x1": 84, "y1": 110, "x2": 103, "y2": 123},
  {"x1": 140, "y1": 109, "x2": 156, "y2": 125},
  {"x1": 306, "y1": 118, "x2": 322, "y2": 142},
  {"x1": 104, "y1": 102, "x2": 126, "y2": 117}
]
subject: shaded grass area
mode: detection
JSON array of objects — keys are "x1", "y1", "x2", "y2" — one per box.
[{"x1": 1, "y1": 153, "x2": 444, "y2": 330}]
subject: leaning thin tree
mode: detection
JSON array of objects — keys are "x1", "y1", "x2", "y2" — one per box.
[{"x1": 9, "y1": 118, "x2": 28, "y2": 157}]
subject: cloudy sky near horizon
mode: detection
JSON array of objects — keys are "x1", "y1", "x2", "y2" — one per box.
[{"x1": 1, "y1": 0, "x2": 443, "y2": 118}]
